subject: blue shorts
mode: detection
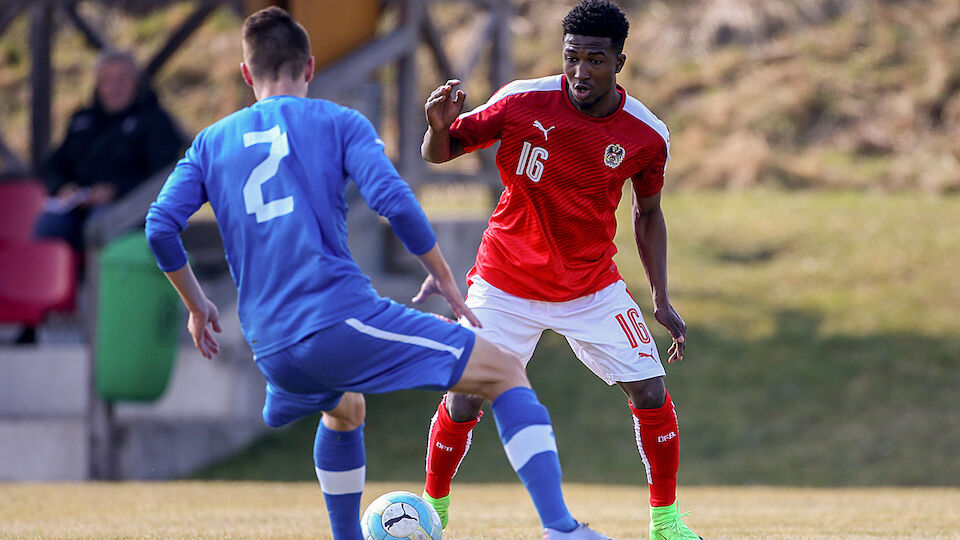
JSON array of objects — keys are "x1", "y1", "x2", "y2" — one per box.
[{"x1": 254, "y1": 298, "x2": 475, "y2": 427}]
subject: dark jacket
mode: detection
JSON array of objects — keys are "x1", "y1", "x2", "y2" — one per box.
[{"x1": 45, "y1": 85, "x2": 185, "y2": 198}]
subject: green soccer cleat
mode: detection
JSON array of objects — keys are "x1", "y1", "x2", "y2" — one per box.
[
  {"x1": 421, "y1": 492, "x2": 450, "y2": 530},
  {"x1": 649, "y1": 502, "x2": 704, "y2": 540}
]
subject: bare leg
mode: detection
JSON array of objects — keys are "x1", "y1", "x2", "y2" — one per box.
[
  {"x1": 322, "y1": 391, "x2": 365, "y2": 431},
  {"x1": 449, "y1": 336, "x2": 529, "y2": 400}
]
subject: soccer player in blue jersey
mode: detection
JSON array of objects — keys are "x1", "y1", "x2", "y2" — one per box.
[{"x1": 145, "y1": 7, "x2": 611, "y2": 540}]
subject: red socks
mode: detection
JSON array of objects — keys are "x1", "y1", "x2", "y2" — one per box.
[
  {"x1": 424, "y1": 395, "x2": 482, "y2": 498},
  {"x1": 425, "y1": 392, "x2": 679, "y2": 507},
  {"x1": 630, "y1": 392, "x2": 679, "y2": 507}
]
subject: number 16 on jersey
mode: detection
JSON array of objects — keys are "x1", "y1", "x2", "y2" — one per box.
[{"x1": 516, "y1": 141, "x2": 549, "y2": 183}]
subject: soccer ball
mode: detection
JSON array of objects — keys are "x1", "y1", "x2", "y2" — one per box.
[{"x1": 361, "y1": 491, "x2": 442, "y2": 540}]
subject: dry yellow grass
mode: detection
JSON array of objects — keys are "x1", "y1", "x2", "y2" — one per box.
[{"x1": 0, "y1": 482, "x2": 957, "y2": 539}]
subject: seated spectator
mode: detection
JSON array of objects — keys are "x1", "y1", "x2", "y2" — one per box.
[
  {"x1": 35, "y1": 49, "x2": 185, "y2": 252},
  {"x1": 17, "y1": 50, "x2": 184, "y2": 345}
]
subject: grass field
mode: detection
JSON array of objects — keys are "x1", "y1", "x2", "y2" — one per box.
[{"x1": 1, "y1": 482, "x2": 958, "y2": 539}]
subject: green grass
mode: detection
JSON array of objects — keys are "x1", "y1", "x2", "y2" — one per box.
[
  {"x1": 196, "y1": 190, "x2": 960, "y2": 486},
  {"x1": 4, "y1": 483, "x2": 960, "y2": 539}
]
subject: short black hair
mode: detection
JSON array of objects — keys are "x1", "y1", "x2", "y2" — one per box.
[
  {"x1": 561, "y1": 0, "x2": 630, "y2": 54},
  {"x1": 242, "y1": 6, "x2": 311, "y2": 81}
]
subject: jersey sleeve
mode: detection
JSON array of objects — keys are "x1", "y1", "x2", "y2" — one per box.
[
  {"x1": 340, "y1": 109, "x2": 436, "y2": 255},
  {"x1": 449, "y1": 89, "x2": 510, "y2": 153},
  {"x1": 145, "y1": 139, "x2": 208, "y2": 272},
  {"x1": 632, "y1": 131, "x2": 670, "y2": 199}
]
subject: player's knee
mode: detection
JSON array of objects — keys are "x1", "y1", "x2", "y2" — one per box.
[
  {"x1": 338, "y1": 392, "x2": 366, "y2": 426},
  {"x1": 622, "y1": 378, "x2": 666, "y2": 409},
  {"x1": 489, "y1": 347, "x2": 529, "y2": 388},
  {"x1": 456, "y1": 336, "x2": 529, "y2": 400},
  {"x1": 446, "y1": 392, "x2": 484, "y2": 422},
  {"x1": 323, "y1": 392, "x2": 365, "y2": 431}
]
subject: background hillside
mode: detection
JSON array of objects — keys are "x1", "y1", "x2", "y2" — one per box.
[
  {"x1": 508, "y1": 0, "x2": 960, "y2": 192},
  {"x1": 2, "y1": 0, "x2": 959, "y2": 191},
  {"x1": 1, "y1": 1, "x2": 957, "y2": 487}
]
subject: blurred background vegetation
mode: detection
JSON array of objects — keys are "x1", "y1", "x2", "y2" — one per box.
[
  {"x1": 2, "y1": 0, "x2": 957, "y2": 486},
  {"x1": 3, "y1": 0, "x2": 959, "y2": 192}
]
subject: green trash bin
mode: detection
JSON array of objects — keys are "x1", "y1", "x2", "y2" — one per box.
[{"x1": 95, "y1": 231, "x2": 182, "y2": 402}]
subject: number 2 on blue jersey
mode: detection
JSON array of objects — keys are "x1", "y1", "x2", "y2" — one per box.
[{"x1": 243, "y1": 125, "x2": 293, "y2": 223}]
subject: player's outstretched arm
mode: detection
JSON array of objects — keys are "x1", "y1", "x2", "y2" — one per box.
[
  {"x1": 163, "y1": 263, "x2": 222, "y2": 359},
  {"x1": 411, "y1": 243, "x2": 481, "y2": 328},
  {"x1": 422, "y1": 79, "x2": 467, "y2": 163},
  {"x1": 633, "y1": 189, "x2": 686, "y2": 362}
]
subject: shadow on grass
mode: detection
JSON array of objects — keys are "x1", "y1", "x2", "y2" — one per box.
[{"x1": 195, "y1": 309, "x2": 959, "y2": 486}]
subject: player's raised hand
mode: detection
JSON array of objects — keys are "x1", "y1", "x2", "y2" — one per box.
[
  {"x1": 413, "y1": 244, "x2": 482, "y2": 328},
  {"x1": 187, "y1": 297, "x2": 222, "y2": 359},
  {"x1": 654, "y1": 302, "x2": 686, "y2": 363},
  {"x1": 412, "y1": 273, "x2": 482, "y2": 328},
  {"x1": 425, "y1": 79, "x2": 466, "y2": 132}
]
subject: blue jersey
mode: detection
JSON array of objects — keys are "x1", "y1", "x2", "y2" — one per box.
[{"x1": 146, "y1": 96, "x2": 436, "y2": 357}]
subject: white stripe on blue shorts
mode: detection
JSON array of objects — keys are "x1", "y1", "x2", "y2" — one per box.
[{"x1": 345, "y1": 318, "x2": 466, "y2": 359}]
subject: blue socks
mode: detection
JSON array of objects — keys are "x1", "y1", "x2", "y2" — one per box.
[
  {"x1": 491, "y1": 387, "x2": 577, "y2": 532},
  {"x1": 314, "y1": 421, "x2": 365, "y2": 540}
]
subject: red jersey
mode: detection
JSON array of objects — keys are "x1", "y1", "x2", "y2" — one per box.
[{"x1": 450, "y1": 75, "x2": 670, "y2": 301}]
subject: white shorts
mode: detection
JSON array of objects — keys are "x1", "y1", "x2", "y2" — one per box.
[{"x1": 459, "y1": 276, "x2": 665, "y2": 385}]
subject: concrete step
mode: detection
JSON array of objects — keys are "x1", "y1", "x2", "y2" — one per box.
[
  {"x1": 0, "y1": 417, "x2": 89, "y2": 481},
  {"x1": 0, "y1": 344, "x2": 89, "y2": 416},
  {"x1": 0, "y1": 296, "x2": 267, "y2": 480},
  {"x1": 113, "y1": 418, "x2": 264, "y2": 480}
]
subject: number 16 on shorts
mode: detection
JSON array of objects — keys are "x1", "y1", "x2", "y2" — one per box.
[{"x1": 616, "y1": 308, "x2": 651, "y2": 348}]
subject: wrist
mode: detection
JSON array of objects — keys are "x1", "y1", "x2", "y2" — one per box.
[
  {"x1": 182, "y1": 290, "x2": 210, "y2": 314},
  {"x1": 651, "y1": 290, "x2": 670, "y2": 308},
  {"x1": 186, "y1": 300, "x2": 207, "y2": 316},
  {"x1": 427, "y1": 124, "x2": 450, "y2": 138}
]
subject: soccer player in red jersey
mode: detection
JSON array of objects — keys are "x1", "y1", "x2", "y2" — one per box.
[{"x1": 418, "y1": 2, "x2": 703, "y2": 539}]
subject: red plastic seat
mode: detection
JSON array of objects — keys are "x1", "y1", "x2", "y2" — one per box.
[
  {"x1": 0, "y1": 241, "x2": 76, "y2": 325},
  {"x1": 0, "y1": 179, "x2": 46, "y2": 247}
]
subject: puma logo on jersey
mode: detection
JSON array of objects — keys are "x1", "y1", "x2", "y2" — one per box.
[
  {"x1": 533, "y1": 120, "x2": 555, "y2": 141},
  {"x1": 435, "y1": 442, "x2": 454, "y2": 452},
  {"x1": 658, "y1": 431, "x2": 677, "y2": 443},
  {"x1": 637, "y1": 351, "x2": 656, "y2": 360}
]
